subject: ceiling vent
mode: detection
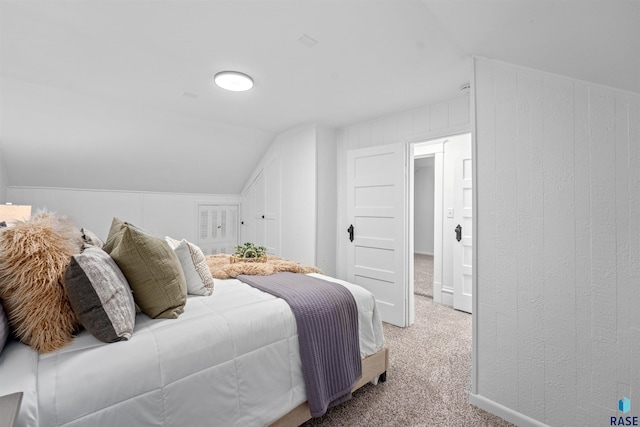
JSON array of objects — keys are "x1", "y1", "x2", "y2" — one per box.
[{"x1": 297, "y1": 33, "x2": 318, "y2": 48}]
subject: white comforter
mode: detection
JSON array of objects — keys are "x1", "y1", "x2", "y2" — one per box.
[{"x1": 0, "y1": 274, "x2": 384, "y2": 427}]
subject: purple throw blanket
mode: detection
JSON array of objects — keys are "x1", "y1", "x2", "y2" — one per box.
[{"x1": 237, "y1": 272, "x2": 362, "y2": 417}]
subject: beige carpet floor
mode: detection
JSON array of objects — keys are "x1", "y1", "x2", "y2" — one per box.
[
  {"x1": 414, "y1": 253, "x2": 433, "y2": 298},
  {"x1": 302, "y1": 294, "x2": 514, "y2": 427}
]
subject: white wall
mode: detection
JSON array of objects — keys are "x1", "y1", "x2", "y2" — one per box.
[
  {"x1": 472, "y1": 57, "x2": 640, "y2": 427},
  {"x1": 336, "y1": 95, "x2": 471, "y2": 279},
  {"x1": 0, "y1": 140, "x2": 7, "y2": 203},
  {"x1": 414, "y1": 163, "x2": 434, "y2": 255},
  {"x1": 241, "y1": 123, "x2": 337, "y2": 274},
  {"x1": 6, "y1": 186, "x2": 241, "y2": 243},
  {"x1": 278, "y1": 125, "x2": 317, "y2": 267},
  {"x1": 316, "y1": 126, "x2": 338, "y2": 277}
]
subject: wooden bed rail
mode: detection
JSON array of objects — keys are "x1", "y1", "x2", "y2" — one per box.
[{"x1": 270, "y1": 347, "x2": 389, "y2": 427}]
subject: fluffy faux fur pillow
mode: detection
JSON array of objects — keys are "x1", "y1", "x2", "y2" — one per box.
[
  {"x1": 206, "y1": 254, "x2": 321, "y2": 279},
  {"x1": 0, "y1": 213, "x2": 83, "y2": 353}
]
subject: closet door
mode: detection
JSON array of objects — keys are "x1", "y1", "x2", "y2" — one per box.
[
  {"x1": 262, "y1": 156, "x2": 280, "y2": 256},
  {"x1": 197, "y1": 204, "x2": 239, "y2": 255},
  {"x1": 253, "y1": 172, "x2": 266, "y2": 248},
  {"x1": 242, "y1": 156, "x2": 280, "y2": 256},
  {"x1": 241, "y1": 184, "x2": 257, "y2": 245}
]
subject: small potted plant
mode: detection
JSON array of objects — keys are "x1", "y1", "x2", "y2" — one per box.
[{"x1": 232, "y1": 242, "x2": 268, "y2": 263}]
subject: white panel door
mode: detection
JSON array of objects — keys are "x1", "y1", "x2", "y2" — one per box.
[
  {"x1": 253, "y1": 172, "x2": 266, "y2": 247},
  {"x1": 198, "y1": 204, "x2": 239, "y2": 255},
  {"x1": 241, "y1": 185, "x2": 256, "y2": 245},
  {"x1": 263, "y1": 156, "x2": 280, "y2": 256},
  {"x1": 347, "y1": 143, "x2": 410, "y2": 327},
  {"x1": 453, "y1": 138, "x2": 473, "y2": 313}
]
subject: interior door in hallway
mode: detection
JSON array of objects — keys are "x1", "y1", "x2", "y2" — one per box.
[
  {"x1": 346, "y1": 143, "x2": 410, "y2": 327},
  {"x1": 451, "y1": 135, "x2": 472, "y2": 313}
]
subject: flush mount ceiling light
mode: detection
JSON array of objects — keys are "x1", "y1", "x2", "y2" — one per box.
[{"x1": 213, "y1": 71, "x2": 254, "y2": 92}]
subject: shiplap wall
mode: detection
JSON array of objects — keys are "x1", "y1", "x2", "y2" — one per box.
[
  {"x1": 473, "y1": 57, "x2": 640, "y2": 426},
  {"x1": 336, "y1": 95, "x2": 471, "y2": 279}
]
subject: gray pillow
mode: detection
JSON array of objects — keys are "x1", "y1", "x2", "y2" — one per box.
[
  {"x1": 81, "y1": 227, "x2": 105, "y2": 250},
  {"x1": 64, "y1": 247, "x2": 136, "y2": 342},
  {"x1": 0, "y1": 303, "x2": 9, "y2": 354}
]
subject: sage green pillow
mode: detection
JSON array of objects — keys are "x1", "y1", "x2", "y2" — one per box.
[{"x1": 103, "y1": 218, "x2": 187, "y2": 319}]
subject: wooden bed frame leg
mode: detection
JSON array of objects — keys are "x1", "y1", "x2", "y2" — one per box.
[{"x1": 379, "y1": 371, "x2": 387, "y2": 383}]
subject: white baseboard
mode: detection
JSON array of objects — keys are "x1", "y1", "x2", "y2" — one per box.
[
  {"x1": 441, "y1": 287, "x2": 453, "y2": 306},
  {"x1": 433, "y1": 280, "x2": 442, "y2": 304},
  {"x1": 414, "y1": 251, "x2": 434, "y2": 256},
  {"x1": 468, "y1": 393, "x2": 549, "y2": 427}
]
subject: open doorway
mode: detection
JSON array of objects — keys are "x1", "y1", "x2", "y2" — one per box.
[
  {"x1": 414, "y1": 156, "x2": 435, "y2": 299},
  {"x1": 412, "y1": 132, "x2": 472, "y2": 312}
]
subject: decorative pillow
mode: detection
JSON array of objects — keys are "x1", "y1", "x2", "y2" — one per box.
[
  {"x1": 0, "y1": 213, "x2": 82, "y2": 353},
  {"x1": 81, "y1": 227, "x2": 104, "y2": 250},
  {"x1": 103, "y1": 218, "x2": 187, "y2": 319},
  {"x1": 0, "y1": 303, "x2": 9, "y2": 354},
  {"x1": 64, "y1": 247, "x2": 136, "y2": 342},
  {"x1": 165, "y1": 237, "x2": 214, "y2": 296}
]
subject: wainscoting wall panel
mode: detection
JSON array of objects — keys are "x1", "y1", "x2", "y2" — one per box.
[{"x1": 5, "y1": 186, "x2": 241, "y2": 244}]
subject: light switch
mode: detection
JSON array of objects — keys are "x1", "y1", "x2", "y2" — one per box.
[{"x1": 447, "y1": 208, "x2": 454, "y2": 218}]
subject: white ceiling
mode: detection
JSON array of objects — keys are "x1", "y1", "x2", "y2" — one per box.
[{"x1": 1, "y1": 0, "x2": 638, "y2": 194}]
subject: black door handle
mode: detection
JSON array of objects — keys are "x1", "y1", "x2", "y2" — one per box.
[
  {"x1": 455, "y1": 224, "x2": 462, "y2": 242},
  {"x1": 347, "y1": 224, "x2": 354, "y2": 242}
]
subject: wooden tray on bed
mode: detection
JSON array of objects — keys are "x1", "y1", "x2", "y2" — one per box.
[{"x1": 230, "y1": 254, "x2": 267, "y2": 263}]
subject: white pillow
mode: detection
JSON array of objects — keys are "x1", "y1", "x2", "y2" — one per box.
[{"x1": 165, "y1": 237, "x2": 214, "y2": 296}]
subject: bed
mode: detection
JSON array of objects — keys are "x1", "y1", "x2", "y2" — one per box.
[{"x1": 0, "y1": 214, "x2": 387, "y2": 427}]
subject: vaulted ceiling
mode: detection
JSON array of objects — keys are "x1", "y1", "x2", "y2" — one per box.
[{"x1": 1, "y1": 0, "x2": 638, "y2": 194}]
